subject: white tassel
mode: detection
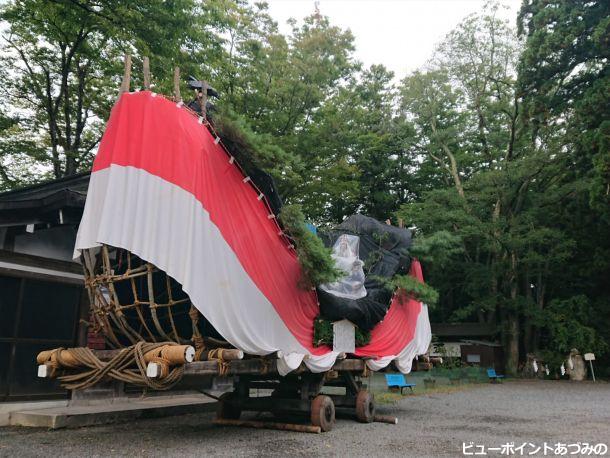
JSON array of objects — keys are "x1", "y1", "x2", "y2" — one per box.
[
  {"x1": 176, "y1": 101, "x2": 184, "y2": 107},
  {"x1": 257, "y1": 193, "x2": 264, "y2": 200},
  {"x1": 243, "y1": 176, "x2": 251, "y2": 183},
  {"x1": 229, "y1": 156, "x2": 235, "y2": 164},
  {"x1": 198, "y1": 116, "x2": 204, "y2": 124},
  {"x1": 214, "y1": 136, "x2": 221, "y2": 145},
  {"x1": 268, "y1": 214, "x2": 276, "y2": 219}
]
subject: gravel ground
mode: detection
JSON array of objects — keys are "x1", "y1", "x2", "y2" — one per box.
[{"x1": 1, "y1": 380, "x2": 609, "y2": 457}]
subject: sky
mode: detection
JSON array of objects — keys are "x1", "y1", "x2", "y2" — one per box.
[{"x1": 263, "y1": 0, "x2": 522, "y2": 80}]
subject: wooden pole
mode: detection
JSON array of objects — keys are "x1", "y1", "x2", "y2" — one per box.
[
  {"x1": 173, "y1": 67, "x2": 181, "y2": 102},
  {"x1": 199, "y1": 348, "x2": 244, "y2": 361},
  {"x1": 119, "y1": 54, "x2": 131, "y2": 94},
  {"x1": 374, "y1": 415, "x2": 398, "y2": 425},
  {"x1": 214, "y1": 418, "x2": 321, "y2": 434},
  {"x1": 200, "y1": 81, "x2": 208, "y2": 119},
  {"x1": 36, "y1": 345, "x2": 195, "y2": 369},
  {"x1": 143, "y1": 56, "x2": 151, "y2": 90}
]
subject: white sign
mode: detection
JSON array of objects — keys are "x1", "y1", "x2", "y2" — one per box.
[
  {"x1": 333, "y1": 319, "x2": 355, "y2": 353},
  {"x1": 584, "y1": 353, "x2": 596, "y2": 361}
]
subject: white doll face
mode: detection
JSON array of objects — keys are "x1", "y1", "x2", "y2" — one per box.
[
  {"x1": 338, "y1": 237, "x2": 350, "y2": 256},
  {"x1": 336, "y1": 234, "x2": 358, "y2": 258}
]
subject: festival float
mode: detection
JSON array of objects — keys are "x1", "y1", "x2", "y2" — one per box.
[{"x1": 36, "y1": 57, "x2": 432, "y2": 433}]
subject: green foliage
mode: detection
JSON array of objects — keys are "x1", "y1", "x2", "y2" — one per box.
[
  {"x1": 382, "y1": 274, "x2": 439, "y2": 306},
  {"x1": 0, "y1": 0, "x2": 225, "y2": 181},
  {"x1": 410, "y1": 231, "x2": 464, "y2": 267},
  {"x1": 518, "y1": 0, "x2": 610, "y2": 219},
  {"x1": 536, "y1": 295, "x2": 608, "y2": 356},
  {"x1": 213, "y1": 108, "x2": 303, "y2": 195},
  {"x1": 313, "y1": 316, "x2": 371, "y2": 348},
  {"x1": 279, "y1": 204, "x2": 341, "y2": 288},
  {"x1": 0, "y1": 110, "x2": 46, "y2": 190}
]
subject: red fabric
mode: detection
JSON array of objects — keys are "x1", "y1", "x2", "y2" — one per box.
[
  {"x1": 355, "y1": 260, "x2": 423, "y2": 357},
  {"x1": 93, "y1": 91, "x2": 424, "y2": 357}
]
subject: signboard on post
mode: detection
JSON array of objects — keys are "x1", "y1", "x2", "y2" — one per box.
[
  {"x1": 333, "y1": 319, "x2": 356, "y2": 353},
  {"x1": 584, "y1": 353, "x2": 596, "y2": 382}
]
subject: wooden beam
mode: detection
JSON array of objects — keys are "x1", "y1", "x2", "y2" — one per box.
[
  {"x1": 214, "y1": 418, "x2": 321, "y2": 434},
  {"x1": 143, "y1": 56, "x2": 151, "y2": 90},
  {"x1": 183, "y1": 357, "x2": 365, "y2": 376},
  {"x1": 120, "y1": 54, "x2": 131, "y2": 94},
  {"x1": 200, "y1": 81, "x2": 208, "y2": 118},
  {"x1": 173, "y1": 67, "x2": 181, "y2": 102}
]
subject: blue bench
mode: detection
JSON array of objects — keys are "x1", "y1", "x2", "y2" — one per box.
[
  {"x1": 487, "y1": 368, "x2": 505, "y2": 383},
  {"x1": 385, "y1": 373, "x2": 416, "y2": 394}
]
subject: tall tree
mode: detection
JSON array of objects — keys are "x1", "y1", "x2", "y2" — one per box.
[
  {"x1": 517, "y1": 0, "x2": 610, "y2": 370},
  {"x1": 395, "y1": 3, "x2": 608, "y2": 373},
  {"x1": 0, "y1": 0, "x2": 228, "y2": 183}
]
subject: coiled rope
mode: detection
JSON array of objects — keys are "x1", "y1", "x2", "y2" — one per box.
[{"x1": 55, "y1": 342, "x2": 185, "y2": 391}]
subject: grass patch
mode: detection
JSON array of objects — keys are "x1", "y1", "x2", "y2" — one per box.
[{"x1": 372, "y1": 381, "x2": 482, "y2": 404}]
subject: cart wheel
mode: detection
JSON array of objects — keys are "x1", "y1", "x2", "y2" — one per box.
[
  {"x1": 217, "y1": 392, "x2": 242, "y2": 420},
  {"x1": 355, "y1": 390, "x2": 375, "y2": 423},
  {"x1": 310, "y1": 395, "x2": 335, "y2": 432}
]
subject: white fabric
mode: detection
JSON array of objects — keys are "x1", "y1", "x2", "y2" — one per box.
[
  {"x1": 276, "y1": 352, "x2": 305, "y2": 376},
  {"x1": 366, "y1": 304, "x2": 432, "y2": 373},
  {"x1": 319, "y1": 234, "x2": 367, "y2": 299},
  {"x1": 74, "y1": 165, "x2": 431, "y2": 375}
]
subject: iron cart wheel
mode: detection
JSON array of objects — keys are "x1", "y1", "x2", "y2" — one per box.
[
  {"x1": 217, "y1": 392, "x2": 242, "y2": 420},
  {"x1": 355, "y1": 390, "x2": 375, "y2": 423},
  {"x1": 310, "y1": 395, "x2": 335, "y2": 432}
]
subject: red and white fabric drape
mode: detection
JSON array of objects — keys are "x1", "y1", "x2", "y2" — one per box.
[{"x1": 75, "y1": 91, "x2": 431, "y2": 375}]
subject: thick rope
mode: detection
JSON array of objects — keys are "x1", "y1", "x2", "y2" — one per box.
[{"x1": 56, "y1": 342, "x2": 185, "y2": 391}]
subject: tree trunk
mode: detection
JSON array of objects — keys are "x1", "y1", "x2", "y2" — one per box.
[
  {"x1": 505, "y1": 251, "x2": 520, "y2": 374},
  {"x1": 523, "y1": 268, "x2": 533, "y2": 356},
  {"x1": 505, "y1": 313, "x2": 520, "y2": 374}
]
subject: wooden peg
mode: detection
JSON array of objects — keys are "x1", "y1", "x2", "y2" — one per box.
[
  {"x1": 173, "y1": 67, "x2": 181, "y2": 102},
  {"x1": 119, "y1": 54, "x2": 131, "y2": 94},
  {"x1": 143, "y1": 56, "x2": 150, "y2": 90}
]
